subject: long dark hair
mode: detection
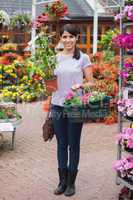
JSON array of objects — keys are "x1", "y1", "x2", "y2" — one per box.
[{"x1": 60, "y1": 24, "x2": 80, "y2": 60}]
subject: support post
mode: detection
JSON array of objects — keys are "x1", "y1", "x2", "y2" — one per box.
[
  {"x1": 31, "y1": 0, "x2": 36, "y2": 56},
  {"x1": 93, "y1": 0, "x2": 98, "y2": 54}
]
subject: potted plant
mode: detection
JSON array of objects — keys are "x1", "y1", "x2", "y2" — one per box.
[
  {"x1": 44, "y1": 0, "x2": 68, "y2": 21},
  {"x1": 112, "y1": 33, "x2": 133, "y2": 49},
  {"x1": 10, "y1": 13, "x2": 31, "y2": 30},
  {"x1": 113, "y1": 156, "x2": 133, "y2": 182},
  {"x1": 117, "y1": 128, "x2": 133, "y2": 152},
  {"x1": 0, "y1": 102, "x2": 22, "y2": 124},
  {"x1": 117, "y1": 99, "x2": 133, "y2": 120},
  {"x1": 114, "y1": 5, "x2": 133, "y2": 21},
  {"x1": 119, "y1": 61, "x2": 133, "y2": 83},
  {"x1": 64, "y1": 89, "x2": 84, "y2": 122},
  {"x1": 35, "y1": 31, "x2": 57, "y2": 93}
]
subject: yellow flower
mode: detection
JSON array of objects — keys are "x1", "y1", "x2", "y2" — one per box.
[{"x1": 10, "y1": 73, "x2": 17, "y2": 78}]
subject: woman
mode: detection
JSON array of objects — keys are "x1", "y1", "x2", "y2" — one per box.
[{"x1": 51, "y1": 24, "x2": 93, "y2": 196}]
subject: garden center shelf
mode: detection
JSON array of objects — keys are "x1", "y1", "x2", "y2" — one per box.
[
  {"x1": 123, "y1": 22, "x2": 133, "y2": 27},
  {"x1": 116, "y1": 2, "x2": 133, "y2": 194},
  {"x1": 123, "y1": 86, "x2": 133, "y2": 98},
  {"x1": 117, "y1": 177, "x2": 133, "y2": 191}
]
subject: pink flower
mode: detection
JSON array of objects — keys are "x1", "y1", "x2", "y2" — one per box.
[
  {"x1": 65, "y1": 91, "x2": 74, "y2": 100},
  {"x1": 82, "y1": 93, "x2": 91, "y2": 104}
]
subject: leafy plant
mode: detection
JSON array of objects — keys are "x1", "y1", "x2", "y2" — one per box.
[
  {"x1": 35, "y1": 32, "x2": 57, "y2": 80},
  {"x1": 98, "y1": 28, "x2": 120, "y2": 51},
  {"x1": 10, "y1": 13, "x2": 31, "y2": 29}
]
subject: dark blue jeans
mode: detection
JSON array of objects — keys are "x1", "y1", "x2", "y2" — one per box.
[{"x1": 51, "y1": 105, "x2": 83, "y2": 171}]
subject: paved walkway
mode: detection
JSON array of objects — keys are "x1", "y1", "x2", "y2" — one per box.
[{"x1": 0, "y1": 102, "x2": 121, "y2": 200}]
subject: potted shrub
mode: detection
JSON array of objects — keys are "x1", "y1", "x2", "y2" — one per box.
[{"x1": 35, "y1": 31, "x2": 57, "y2": 93}]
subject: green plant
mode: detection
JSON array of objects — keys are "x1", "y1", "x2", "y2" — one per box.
[
  {"x1": 35, "y1": 31, "x2": 57, "y2": 80},
  {"x1": 0, "y1": 106, "x2": 21, "y2": 119},
  {"x1": 98, "y1": 28, "x2": 120, "y2": 51},
  {"x1": 10, "y1": 13, "x2": 31, "y2": 29}
]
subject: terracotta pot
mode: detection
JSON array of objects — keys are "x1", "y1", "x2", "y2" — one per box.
[{"x1": 44, "y1": 77, "x2": 58, "y2": 93}]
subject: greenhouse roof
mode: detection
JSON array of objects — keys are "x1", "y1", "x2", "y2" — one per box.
[{"x1": 0, "y1": 0, "x2": 114, "y2": 18}]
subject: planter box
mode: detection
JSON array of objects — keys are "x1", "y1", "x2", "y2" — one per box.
[{"x1": 64, "y1": 96, "x2": 110, "y2": 123}]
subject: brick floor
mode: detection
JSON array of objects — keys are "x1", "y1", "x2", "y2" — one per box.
[{"x1": 0, "y1": 101, "x2": 121, "y2": 200}]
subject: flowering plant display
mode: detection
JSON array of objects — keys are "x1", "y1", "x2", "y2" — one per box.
[
  {"x1": 34, "y1": 14, "x2": 48, "y2": 29},
  {"x1": 64, "y1": 86, "x2": 108, "y2": 106},
  {"x1": 115, "y1": 5, "x2": 133, "y2": 21},
  {"x1": 117, "y1": 128, "x2": 133, "y2": 150},
  {"x1": 112, "y1": 33, "x2": 133, "y2": 49},
  {"x1": 64, "y1": 90, "x2": 82, "y2": 106},
  {"x1": 44, "y1": 0, "x2": 68, "y2": 20},
  {"x1": 119, "y1": 61, "x2": 133, "y2": 82},
  {"x1": 117, "y1": 99, "x2": 133, "y2": 118},
  {"x1": 113, "y1": 156, "x2": 133, "y2": 178},
  {"x1": 0, "y1": 43, "x2": 17, "y2": 53}
]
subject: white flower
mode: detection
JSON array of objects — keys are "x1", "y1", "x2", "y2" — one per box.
[{"x1": 0, "y1": 10, "x2": 10, "y2": 26}]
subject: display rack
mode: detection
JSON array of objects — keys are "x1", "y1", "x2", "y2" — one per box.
[{"x1": 116, "y1": 0, "x2": 133, "y2": 198}]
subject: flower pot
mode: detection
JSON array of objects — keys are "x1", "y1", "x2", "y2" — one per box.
[{"x1": 44, "y1": 76, "x2": 58, "y2": 93}]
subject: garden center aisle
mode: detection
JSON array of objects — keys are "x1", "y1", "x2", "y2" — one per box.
[{"x1": 0, "y1": 101, "x2": 120, "y2": 200}]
